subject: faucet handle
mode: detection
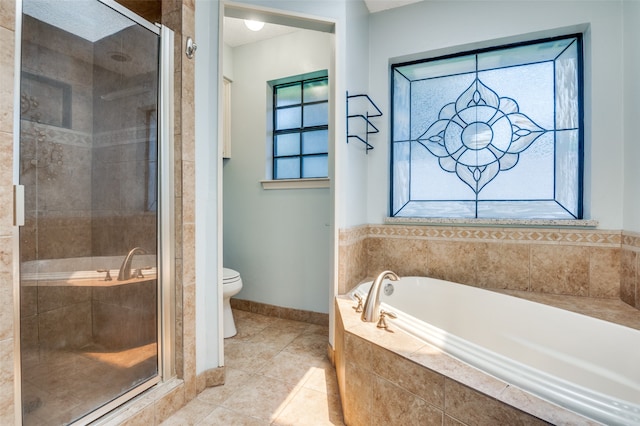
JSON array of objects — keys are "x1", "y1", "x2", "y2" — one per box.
[
  {"x1": 97, "y1": 269, "x2": 112, "y2": 281},
  {"x1": 135, "y1": 266, "x2": 152, "y2": 279},
  {"x1": 353, "y1": 294, "x2": 363, "y2": 313},
  {"x1": 377, "y1": 310, "x2": 397, "y2": 329}
]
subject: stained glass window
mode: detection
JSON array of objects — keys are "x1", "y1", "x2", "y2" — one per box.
[
  {"x1": 391, "y1": 35, "x2": 583, "y2": 219},
  {"x1": 273, "y1": 76, "x2": 329, "y2": 179}
]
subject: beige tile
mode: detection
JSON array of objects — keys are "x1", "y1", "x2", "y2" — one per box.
[
  {"x1": 530, "y1": 244, "x2": 590, "y2": 296},
  {"x1": 444, "y1": 379, "x2": 546, "y2": 425},
  {"x1": 0, "y1": 27, "x2": 14, "y2": 134},
  {"x1": 499, "y1": 385, "x2": 600, "y2": 426},
  {"x1": 342, "y1": 362, "x2": 372, "y2": 426},
  {"x1": 476, "y1": 242, "x2": 530, "y2": 290},
  {"x1": 366, "y1": 238, "x2": 385, "y2": 277},
  {"x1": 248, "y1": 325, "x2": 300, "y2": 349},
  {"x1": 220, "y1": 375, "x2": 298, "y2": 422},
  {"x1": 273, "y1": 317, "x2": 314, "y2": 333},
  {"x1": 205, "y1": 366, "x2": 225, "y2": 387},
  {"x1": 620, "y1": 248, "x2": 637, "y2": 306},
  {"x1": 383, "y1": 237, "x2": 429, "y2": 277},
  {"x1": 283, "y1": 331, "x2": 329, "y2": 359},
  {"x1": 444, "y1": 415, "x2": 465, "y2": 425},
  {"x1": 371, "y1": 375, "x2": 442, "y2": 426},
  {"x1": 234, "y1": 309, "x2": 280, "y2": 328},
  {"x1": 0, "y1": 186, "x2": 12, "y2": 239},
  {"x1": 589, "y1": 247, "x2": 620, "y2": 298},
  {"x1": 0, "y1": 0, "x2": 14, "y2": 31},
  {"x1": 0, "y1": 132, "x2": 11, "y2": 186},
  {"x1": 261, "y1": 351, "x2": 333, "y2": 390},
  {"x1": 0, "y1": 338, "x2": 13, "y2": 424},
  {"x1": 426, "y1": 241, "x2": 477, "y2": 286},
  {"x1": 351, "y1": 321, "x2": 424, "y2": 358},
  {"x1": 370, "y1": 344, "x2": 444, "y2": 408},
  {"x1": 182, "y1": 162, "x2": 196, "y2": 223},
  {"x1": 223, "y1": 340, "x2": 281, "y2": 373},
  {"x1": 410, "y1": 345, "x2": 508, "y2": 400},
  {"x1": 182, "y1": 223, "x2": 196, "y2": 286},
  {"x1": 117, "y1": 404, "x2": 155, "y2": 426},
  {"x1": 343, "y1": 333, "x2": 372, "y2": 372},
  {"x1": 637, "y1": 252, "x2": 640, "y2": 308},
  {"x1": 160, "y1": 397, "x2": 215, "y2": 425},
  {"x1": 197, "y1": 367, "x2": 252, "y2": 406},
  {"x1": 154, "y1": 384, "x2": 186, "y2": 425},
  {"x1": 273, "y1": 387, "x2": 344, "y2": 426},
  {"x1": 199, "y1": 406, "x2": 269, "y2": 426},
  {"x1": 301, "y1": 358, "x2": 340, "y2": 396}
]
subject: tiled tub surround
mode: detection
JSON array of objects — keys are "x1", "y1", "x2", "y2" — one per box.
[
  {"x1": 339, "y1": 225, "x2": 624, "y2": 303},
  {"x1": 335, "y1": 295, "x2": 640, "y2": 426},
  {"x1": 621, "y1": 231, "x2": 640, "y2": 308},
  {"x1": 352, "y1": 278, "x2": 640, "y2": 425}
]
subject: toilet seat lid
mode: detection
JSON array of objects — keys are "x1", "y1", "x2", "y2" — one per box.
[{"x1": 223, "y1": 268, "x2": 240, "y2": 283}]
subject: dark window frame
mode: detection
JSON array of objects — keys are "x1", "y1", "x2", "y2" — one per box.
[
  {"x1": 390, "y1": 34, "x2": 584, "y2": 219},
  {"x1": 272, "y1": 76, "x2": 329, "y2": 180}
]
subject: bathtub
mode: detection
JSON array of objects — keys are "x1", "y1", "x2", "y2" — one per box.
[{"x1": 351, "y1": 277, "x2": 640, "y2": 425}]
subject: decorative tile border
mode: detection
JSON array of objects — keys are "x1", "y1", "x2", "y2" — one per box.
[
  {"x1": 94, "y1": 125, "x2": 149, "y2": 147},
  {"x1": 339, "y1": 225, "x2": 622, "y2": 247},
  {"x1": 622, "y1": 230, "x2": 640, "y2": 251},
  {"x1": 21, "y1": 120, "x2": 91, "y2": 147},
  {"x1": 338, "y1": 225, "x2": 368, "y2": 245}
]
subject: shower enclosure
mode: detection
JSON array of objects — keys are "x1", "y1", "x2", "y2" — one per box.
[{"x1": 16, "y1": 1, "x2": 173, "y2": 424}]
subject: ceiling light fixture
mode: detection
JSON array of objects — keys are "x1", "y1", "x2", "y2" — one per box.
[{"x1": 244, "y1": 19, "x2": 264, "y2": 31}]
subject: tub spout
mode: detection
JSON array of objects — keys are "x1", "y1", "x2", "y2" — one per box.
[
  {"x1": 117, "y1": 247, "x2": 146, "y2": 281},
  {"x1": 361, "y1": 270, "x2": 399, "y2": 323}
]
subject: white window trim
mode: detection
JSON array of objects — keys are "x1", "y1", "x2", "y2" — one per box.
[{"x1": 261, "y1": 178, "x2": 330, "y2": 190}]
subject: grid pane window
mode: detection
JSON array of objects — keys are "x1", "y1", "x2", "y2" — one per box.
[
  {"x1": 391, "y1": 35, "x2": 583, "y2": 219},
  {"x1": 273, "y1": 76, "x2": 328, "y2": 179}
]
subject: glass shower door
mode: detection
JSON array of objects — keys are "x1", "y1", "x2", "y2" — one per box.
[{"x1": 18, "y1": 1, "x2": 162, "y2": 424}]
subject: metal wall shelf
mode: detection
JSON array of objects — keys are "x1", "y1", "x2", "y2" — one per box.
[{"x1": 346, "y1": 92, "x2": 382, "y2": 153}]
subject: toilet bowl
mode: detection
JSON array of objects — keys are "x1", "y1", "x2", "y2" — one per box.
[{"x1": 222, "y1": 267, "x2": 243, "y2": 338}]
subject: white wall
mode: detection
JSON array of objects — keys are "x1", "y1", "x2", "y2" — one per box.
[
  {"x1": 340, "y1": 0, "x2": 371, "y2": 228},
  {"x1": 623, "y1": 0, "x2": 640, "y2": 233},
  {"x1": 223, "y1": 30, "x2": 333, "y2": 313},
  {"x1": 195, "y1": 0, "x2": 221, "y2": 373},
  {"x1": 367, "y1": 0, "x2": 625, "y2": 229}
]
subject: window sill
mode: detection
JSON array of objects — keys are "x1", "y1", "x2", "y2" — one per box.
[
  {"x1": 261, "y1": 178, "x2": 330, "y2": 190},
  {"x1": 384, "y1": 217, "x2": 599, "y2": 228}
]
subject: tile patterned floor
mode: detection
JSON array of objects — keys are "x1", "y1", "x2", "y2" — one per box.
[{"x1": 162, "y1": 310, "x2": 344, "y2": 425}]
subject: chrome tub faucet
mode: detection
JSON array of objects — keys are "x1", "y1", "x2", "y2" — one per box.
[
  {"x1": 361, "y1": 270, "x2": 399, "y2": 323},
  {"x1": 118, "y1": 247, "x2": 146, "y2": 281}
]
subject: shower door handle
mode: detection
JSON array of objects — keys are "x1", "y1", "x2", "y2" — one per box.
[{"x1": 13, "y1": 185, "x2": 24, "y2": 227}]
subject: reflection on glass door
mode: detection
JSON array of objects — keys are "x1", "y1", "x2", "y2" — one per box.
[{"x1": 19, "y1": 1, "x2": 161, "y2": 424}]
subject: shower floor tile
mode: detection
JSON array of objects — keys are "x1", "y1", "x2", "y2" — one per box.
[
  {"x1": 162, "y1": 310, "x2": 345, "y2": 426},
  {"x1": 21, "y1": 343, "x2": 158, "y2": 426}
]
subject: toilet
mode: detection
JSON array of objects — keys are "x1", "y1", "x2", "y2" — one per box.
[{"x1": 222, "y1": 267, "x2": 243, "y2": 338}]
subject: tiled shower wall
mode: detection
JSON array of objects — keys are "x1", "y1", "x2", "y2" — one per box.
[
  {"x1": 19, "y1": 17, "x2": 157, "y2": 262},
  {"x1": 339, "y1": 225, "x2": 633, "y2": 307}
]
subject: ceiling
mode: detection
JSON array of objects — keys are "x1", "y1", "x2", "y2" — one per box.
[
  {"x1": 224, "y1": 0, "x2": 423, "y2": 47},
  {"x1": 363, "y1": 0, "x2": 423, "y2": 13},
  {"x1": 224, "y1": 16, "x2": 300, "y2": 48}
]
